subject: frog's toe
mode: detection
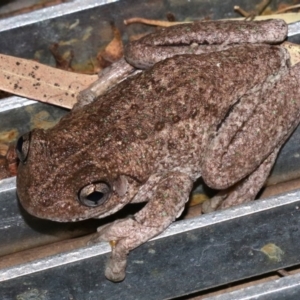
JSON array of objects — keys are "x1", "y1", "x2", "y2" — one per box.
[
  {"x1": 201, "y1": 194, "x2": 225, "y2": 214},
  {"x1": 105, "y1": 257, "x2": 127, "y2": 282}
]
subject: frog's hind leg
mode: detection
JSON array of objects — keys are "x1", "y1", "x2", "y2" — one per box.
[
  {"x1": 201, "y1": 62, "x2": 300, "y2": 213},
  {"x1": 201, "y1": 146, "x2": 279, "y2": 213},
  {"x1": 202, "y1": 62, "x2": 300, "y2": 191}
]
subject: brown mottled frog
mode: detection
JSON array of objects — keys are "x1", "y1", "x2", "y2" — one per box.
[{"x1": 17, "y1": 19, "x2": 300, "y2": 282}]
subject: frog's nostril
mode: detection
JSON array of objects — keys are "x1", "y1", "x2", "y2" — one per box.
[
  {"x1": 78, "y1": 181, "x2": 111, "y2": 207},
  {"x1": 16, "y1": 132, "x2": 31, "y2": 164}
]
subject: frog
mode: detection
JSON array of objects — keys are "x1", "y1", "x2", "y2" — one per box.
[{"x1": 16, "y1": 19, "x2": 300, "y2": 282}]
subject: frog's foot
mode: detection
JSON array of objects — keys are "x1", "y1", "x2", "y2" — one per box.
[
  {"x1": 90, "y1": 217, "x2": 143, "y2": 282},
  {"x1": 201, "y1": 191, "x2": 227, "y2": 214},
  {"x1": 202, "y1": 148, "x2": 279, "y2": 213},
  {"x1": 90, "y1": 171, "x2": 193, "y2": 282},
  {"x1": 201, "y1": 185, "x2": 254, "y2": 214}
]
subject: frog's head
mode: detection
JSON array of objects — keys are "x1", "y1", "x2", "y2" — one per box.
[{"x1": 16, "y1": 129, "x2": 140, "y2": 222}]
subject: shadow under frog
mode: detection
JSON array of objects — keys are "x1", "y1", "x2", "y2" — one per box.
[{"x1": 16, "y1": 19, "x2": 300, "y2": 282}]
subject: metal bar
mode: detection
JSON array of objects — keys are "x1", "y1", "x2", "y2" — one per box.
[
  {"x1": 206, "y1": 272, "x2": 300, "y2": 300},
  {"x1": 287, "y1": 21, "x2": 300, "y2": 37},
  {"x1": 0, "y1": 0, "x2": 118, "y2": 33},
  {"x1": 0, "y1": 96, "x2": 35, "y2": 112},
  {"x1": 1, "y1": 189, "x2": 300, "y2": 298}
]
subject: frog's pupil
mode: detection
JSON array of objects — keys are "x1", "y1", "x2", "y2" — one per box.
[
  {"x1": 16, "y1": 132, "x2": 31, "y2": 163},
  {"x1": 16, "y1": 136, "x2": 24, "y2": 155},
  {"x1": 86, "y1": 191, "x2": 104, "y2": 204}
]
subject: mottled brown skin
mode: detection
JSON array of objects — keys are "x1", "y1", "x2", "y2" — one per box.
[
  {"x1": 125, "y1": 19, "x2": 287, "y2": 68},
  {"x1": 18, "y1": 44, "x2": 288, "y2": 219},
  {"x1": 17, "y1": 20, "x2": 300, "y2": 282},
  {"x1": 77, "y1": 19, "x2": 288, "y2": 108}
]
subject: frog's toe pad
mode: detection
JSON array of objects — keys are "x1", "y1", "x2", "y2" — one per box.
[
  {"x1": 201, "y1": 196, "x2": 224, "y2": 214},
  {"x1": 105, "y1": 257, "x2": 127, "y2": 282}
]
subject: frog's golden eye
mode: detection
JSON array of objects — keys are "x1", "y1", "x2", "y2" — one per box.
[
  {"x1": 78, "y1": 182, "x2": 111, "y2": 207},
  {"x1": 16, "y1": 132, "x2": 31, "y2": 164}
]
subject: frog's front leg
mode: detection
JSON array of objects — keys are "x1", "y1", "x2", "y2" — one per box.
[
  {"x1": 92, "y1": 172, "x2": 193, "y2": 282},
  {"x1": 75, "y1": 58, "x2": 137, "y2": 109}
]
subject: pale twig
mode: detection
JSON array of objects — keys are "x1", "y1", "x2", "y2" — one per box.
[
  {"x1": 256, "y1": 0, "x2": 272, "y2": 15},
  {"x1": 277, "y1": 269, "x2": 290, "y2": 277},
  {"x1": 233, "y1": 6, "x2": 251, "y2": 18},
  {"x1": 124, "y1": 18, "x2": 187, "y2": 27},
  {"x1": 234, "y1": 0, "x2": 272, "y2": 20},
  {"x1": 276, "y1": 4, "x2": 300, "y2": 14}
]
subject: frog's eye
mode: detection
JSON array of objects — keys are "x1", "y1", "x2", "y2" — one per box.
[
  {"x1": 16, "y1": 132, "x2": 31, "y2": 164},
  {"x1": 78, "y1": 182, "x2": 111, "y2": 207}
]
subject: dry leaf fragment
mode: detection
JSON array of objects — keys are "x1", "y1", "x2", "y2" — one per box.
[
  {"x1": 49, "y1": 43, "x2": 74, "y2": 71},
  {"x1": 96, "y1": 25, "x2": 125, "y2": 71},
  {"x1": 100, "y1": 26, "x2": 124, "y2": 63},
  {"x1": 189, "y1": 193, "x2": 209, "y2": 206},
  {"x1": 0, "y1": 54, "x2": 98, "y2": 109}
]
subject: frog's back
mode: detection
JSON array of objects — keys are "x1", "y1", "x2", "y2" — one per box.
[{"x1": 48, "y1": 44, "x2": 288, "y2": 180}]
